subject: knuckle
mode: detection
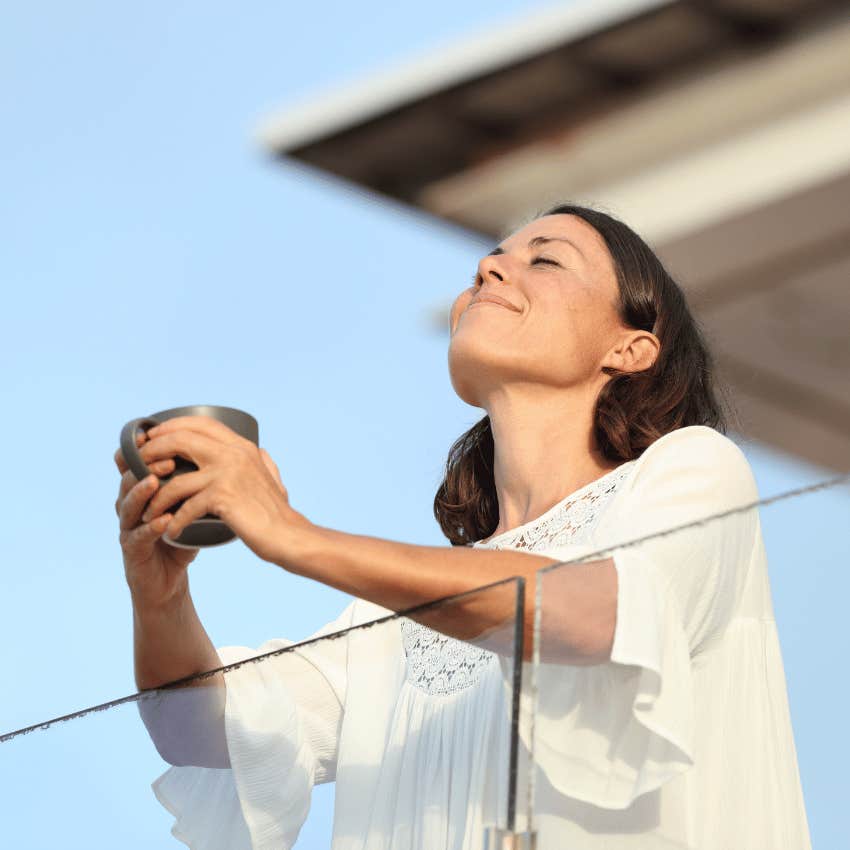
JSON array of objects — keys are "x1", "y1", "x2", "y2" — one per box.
[
  {"x1": 128, "y1": 521, "x2": 149, "y2": 541},
  {"x1": 209, "y1": 492, "x2": 226, "y2": 517}
]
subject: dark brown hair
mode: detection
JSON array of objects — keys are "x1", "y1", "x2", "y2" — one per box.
[{"x1": 433, "y1": 202, "x2": 740, "y2": 546}]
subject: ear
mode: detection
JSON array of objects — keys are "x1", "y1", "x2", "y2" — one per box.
[{"x1": 604, "y1": 330, "x2": 660, "y2": 374}]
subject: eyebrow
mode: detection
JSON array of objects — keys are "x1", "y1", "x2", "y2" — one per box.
[{"x1": 488, "y1": 235, "x2": 584, "y2": 260}]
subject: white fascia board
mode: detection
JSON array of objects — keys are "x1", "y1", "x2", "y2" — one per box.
[
  {"x1": 419, "y1": 13, "x2": 850, "y2": 242},
  {"x1": 592, "y1": 90, "x2": 850, "y2": 244},
  {"x1": 254, "y1": 0, "x2": 671, "y2": 151}
]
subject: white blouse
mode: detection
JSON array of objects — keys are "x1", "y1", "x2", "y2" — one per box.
[{"x1": 150, "y1": 425, "x2": 812, "y2": 849}]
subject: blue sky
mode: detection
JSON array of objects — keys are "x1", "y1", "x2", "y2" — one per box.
[{"x1": 0, "y1": 1, "x2": 847, "y2": 847}]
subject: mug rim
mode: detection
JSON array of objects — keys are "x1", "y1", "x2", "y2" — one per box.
[{"x1": 152, "y1": 404, "x2": 257, "y2": 425}]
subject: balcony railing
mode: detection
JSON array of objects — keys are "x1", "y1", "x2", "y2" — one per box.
[{"x1": 1, "y1": 472, "x2": 846, "y2": 848}]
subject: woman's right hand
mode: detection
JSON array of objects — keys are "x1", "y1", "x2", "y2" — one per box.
[{"x1": 115, "y1": 429, "x2": 200, "y2": 610}]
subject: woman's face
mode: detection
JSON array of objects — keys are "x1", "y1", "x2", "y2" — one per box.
[{"x1": 448, "y1": 213, "x2": 632, "y2": 408}]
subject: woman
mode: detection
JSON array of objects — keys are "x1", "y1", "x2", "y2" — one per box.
[{"x1": 115, "y1": 204, "x2": 811, "y2": 849}]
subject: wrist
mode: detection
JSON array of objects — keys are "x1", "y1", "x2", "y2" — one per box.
[
  {"x1": 270, "y1": 510, "x2": 328, "y2": 575},
  {"x1": 131, "y1": 583, "x2": 192, "y2": 623}
]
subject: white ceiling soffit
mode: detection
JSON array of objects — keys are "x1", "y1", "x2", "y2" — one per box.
[
  {"x1": 254, "y1": 0, "x2": 670, "y2": 151},
  {"x1": 594, "y1": 94, "x2": 850, "y2": 245},
  {"x1": 418, "y1": 11, "x2": 850, "y2": 244}
]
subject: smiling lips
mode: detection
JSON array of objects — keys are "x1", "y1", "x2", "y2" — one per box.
[{"x1": 468, "y1": 294, "x2": 521, "y2": 312}]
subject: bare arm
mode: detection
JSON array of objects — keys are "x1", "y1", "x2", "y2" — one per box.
[
  {"x1": 115, "y1": 437, "x2": 231, "y2": 767},
  {"x1": 132, "y1": 418, "x2": 617, "y2": 665},
  {"x1": 134, "y1": 588, "x2": 223, "y2": 691},
  {"x1": 133, "y1": 589, "x2": 231, "y2": 768},
  {"x1": 276, "y1": 523, "x2": 617, "y2": 664}
]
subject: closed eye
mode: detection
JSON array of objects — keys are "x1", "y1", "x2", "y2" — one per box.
[{"x1": 469, "y1": 255, "x2": 561, "y2": 286}]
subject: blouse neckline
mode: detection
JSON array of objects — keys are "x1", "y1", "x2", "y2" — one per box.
[{"x1": 473, "y1": 460, "x2": 637, "y2": 548}]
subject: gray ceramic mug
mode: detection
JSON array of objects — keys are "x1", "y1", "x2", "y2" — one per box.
[{"x1": 119, "y1": 404, "x2": 259, "y2": 549}]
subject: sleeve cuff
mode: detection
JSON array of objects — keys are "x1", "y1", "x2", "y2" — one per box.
[
  {"x1": 533, "y1": 545, "x2": 695, "y2": 810},
  {"x1": 149, "y1": 644, "x2": 317, "y2": 850}
]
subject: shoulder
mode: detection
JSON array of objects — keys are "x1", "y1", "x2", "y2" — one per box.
[
  {"x1": 641, "y1": 424, "x2": 743, "y2": 459},
  {"x1": 625, "y1": 425, "x2": 759, "y2": 504},
  {"x1": 637, "y1": 425, "x2": 752, "y2": 471},
  {"x1": 595, "y1": 425, "x2": 762, "y2": 556}
]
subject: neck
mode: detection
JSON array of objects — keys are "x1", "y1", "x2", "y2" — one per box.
[{"x1": 482, "y1": 383, "x2": 619, "y2": 542}]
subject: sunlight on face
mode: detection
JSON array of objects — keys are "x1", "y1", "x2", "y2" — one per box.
[{"x1": 447, "y1": 214, "x2": 628, "y2": 407}]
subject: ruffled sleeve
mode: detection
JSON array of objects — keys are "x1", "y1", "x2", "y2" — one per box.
[
  {"x1": 530, "y1": 425, "x2": 760, "y2": 811},
  {"x1": 149, "y1": 601, "x2": 355, "y2": 850}
]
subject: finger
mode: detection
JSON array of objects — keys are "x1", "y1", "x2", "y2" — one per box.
[
  {"x1": 164, "y1": 490, "x2": 213, "y2": 542},
  {"x1": 145, "y1": 415, "x2": 245, "y2": 445},
  {"x1": 114, "y1": 428, "x2": 152, "y2": 473},
  {"x1": 122, "y1": 512, "x2": 174, "y2": 548},
  {"x1": 119, "y1": 474, "x2": 161, "y2": 531},
  {"x1": 141, "y1": 467, "x2": 213, "y2": 524},
  {"x1": 116, "y1": 470, "x2": 142, "y2": 515},
  {"x1": 116, "y1": 458, "x2": 176, "y2": 503},
  {"x1": 115, "y1": 459, "x2": 177, "y2": 515},
  {"x1": 117, "y1": 469, "x2": 141, "y2": 511},
  {"x1": 139, "y1": 430, "x2": 220, "y2": 469},
  {"x1": 117, "y1": 460, "x2": 179, "y2": 529}
]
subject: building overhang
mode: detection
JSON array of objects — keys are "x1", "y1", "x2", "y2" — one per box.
[{"x1": 256, "y1": 0, "x2": 850, "y2": 472}]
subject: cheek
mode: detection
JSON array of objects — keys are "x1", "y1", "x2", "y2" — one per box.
[
  {"x1": 532, "y1": 291, "x2": 603, "y2": 360},
  {"x1": 549, "y1": 287, "x2": 608, "y2": 333},
  {"x1": 535, "y1": 289, "x2": 581, "y2": 333}
]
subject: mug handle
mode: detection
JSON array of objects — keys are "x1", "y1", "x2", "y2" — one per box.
[{"x1": 119, "y1": 417, "x2": 162, "y2": 482}]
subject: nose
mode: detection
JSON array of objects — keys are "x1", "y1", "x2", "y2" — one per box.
[{"x1": 474, "y1": 254, "x2": 507, "y2": 288}]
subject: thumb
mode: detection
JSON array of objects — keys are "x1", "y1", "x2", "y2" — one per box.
[{"x1": 260, "y1": 448, "x2": 286, "y2": 490}]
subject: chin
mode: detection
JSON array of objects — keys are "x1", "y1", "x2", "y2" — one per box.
[
  {"x1": 448, "y1": 345, "x2": 480, "y2": 406},
  {"x1": 447, "y1": 343, "x2": 508, "y2": 408}
]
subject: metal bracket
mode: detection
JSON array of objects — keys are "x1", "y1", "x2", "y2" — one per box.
[{"x1": 482, "y1": 827, "x2": 537, "y2": 850}]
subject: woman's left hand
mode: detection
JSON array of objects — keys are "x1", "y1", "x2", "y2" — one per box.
[{"x1": 137, "y1": 415, "x2": 312, "y2": 565}]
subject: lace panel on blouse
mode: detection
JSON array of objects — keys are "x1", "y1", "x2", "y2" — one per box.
[{"x1": 401, "y1": 462, "x2": 636, "y2": 696}]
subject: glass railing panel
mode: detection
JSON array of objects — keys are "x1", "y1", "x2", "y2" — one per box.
[
  {"x1": 1, "y1": 576, "x2": 524, "y2": 848},
  {"x1": 530, "y1": 472, "x2": 848, "y2": 849}
]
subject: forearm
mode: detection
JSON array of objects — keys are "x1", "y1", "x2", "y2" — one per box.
[
  {"x1": 133, "y1": 590, "x2": 231, "y2": 767},
  {"x1": 133, "y1": 590, "x2": 223, "y2": 691},
  {"x1": 275, "y1": 523, "x2": 614, "y2": 663}
]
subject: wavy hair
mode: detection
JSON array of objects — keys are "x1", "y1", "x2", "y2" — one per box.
[{"x1": 433, "y1": 202, "x2": 739, "y2": 546}]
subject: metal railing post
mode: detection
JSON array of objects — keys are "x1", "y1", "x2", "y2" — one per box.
[{"x1": 482, "y1": 827, "x2": 537, "y2": 850}]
